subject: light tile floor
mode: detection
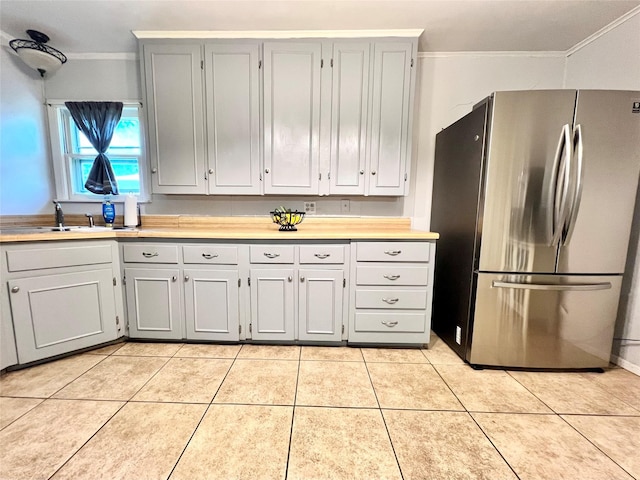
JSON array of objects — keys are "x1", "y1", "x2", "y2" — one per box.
[{"x1": 1, "y1": 335, "x2": 639, "y2": 480}]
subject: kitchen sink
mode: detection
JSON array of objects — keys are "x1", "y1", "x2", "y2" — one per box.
[{"x1": 1, "y1": 225, "x2": 134, "y2": 234}]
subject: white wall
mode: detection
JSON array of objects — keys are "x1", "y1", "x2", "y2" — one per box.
[
  {"x1": 563, "y1": 13, "x2": 640, "y2": 373},
  {"x1": 0, "y1": 47, "x2": 55, "y2": 215}
]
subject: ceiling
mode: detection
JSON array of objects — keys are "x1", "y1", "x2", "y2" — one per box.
[{"x1": 1, "y1": 0, "x2": 639, "y2": 55}]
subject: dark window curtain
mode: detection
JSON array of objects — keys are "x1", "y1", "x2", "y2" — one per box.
[{"x1": 65, "y1": 101, "x2": 123, "y2": 195}]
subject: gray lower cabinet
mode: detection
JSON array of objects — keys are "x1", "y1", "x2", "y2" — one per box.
[
  {"x1": 1, "y1": 241, "x2": 123, "y2": 366},
  {"x1": 184, "y1": 268, "x2": 240, "y2": 341},
  {"x1": 249, "y1": 268, "x2": 296, "y2": 341},
  {"x1": 298, "y1": 268, "x2": 344, "y2": 342},
  {"x1": 124, "y1": 267, "x2": 182, "y2": 340},
  {"x1": 349, "y1": 241, "x2": 435, "y2": 345}
]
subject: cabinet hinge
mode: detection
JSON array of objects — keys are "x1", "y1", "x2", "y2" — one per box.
[
  {"x1": 327, "y1": 172, "x2": 331, "y2": 180},
  {"x1": 321, "y1": 58, "x2": 324, "y2": 68},
  {"x1": 319, "y1": 172, "x2": 322, "y2": 181},
  {"x1": 123, "y1": 276, "x2": 126, "y2": 286},
  {"x1": 248, "y1": 277, "x2": 251, "y2": 287},
  {"x1": 116, "y1": 316, "x2": 120, "y2": 325},
  {"x1": 404, "y1": 172, "x2": 408, "y2": 181},
  {"x1": 343, "y1": 278, "x2": 346, "y2": 288},
  {"x1": 249, "y1": 323, "x2": 252, "y2": 333},
  {"x1": 201, "y1": 60, "x2": 204, "y2": 70},
  {"x1": 113, "y1": 277, "x2": 117, "y2": 286},
  {"x1": 330, "y1": 58, "x2": 334, "y2": 68},
  {"x1": 238, "y1": 278, "x2": 241, "y2": 287},
  {"x1": 342, "y1": 325, "x2": 345, "y2": 334},
  {"x1": 410, "y1": 58, "x2": 414, "y2": 68},
  {"x1": 239, "y1": 325, "x2": 242, "y2": 334},
  {"x1": 258, "y1": 59, "x2": 262, "y2": 69}
]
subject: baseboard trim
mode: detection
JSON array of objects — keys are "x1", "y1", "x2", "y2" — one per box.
[{"x1": 610, "y1": 354, "x2": 640, "y2": 376}]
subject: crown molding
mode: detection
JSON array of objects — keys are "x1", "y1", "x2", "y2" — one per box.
[
  {"x1": 418, "y1": 51, "x2": 566, "y2": 58},
  {"x1": 566, "y1": 6, "x2": 640, "y2": 57},
  {"x1": 132, "y1": 29, "x2": 424, "y2": 39}
]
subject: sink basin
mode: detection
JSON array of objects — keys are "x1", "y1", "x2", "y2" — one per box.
[{"x1": 1, "y1": 225, "x2": 135, "y2": 234}]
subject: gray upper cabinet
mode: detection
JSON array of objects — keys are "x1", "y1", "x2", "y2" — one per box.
[
  {"x1": 263, "y1": 42, "x2": 322, "y2": 195},
  {"x1": 329, "y1": 42, "x2": 370, "y2": 195},
  {"x1": 138, "y1": 33, "x2": 418, "y2": 197},
  {"x1": 204, "y1": 43, "x2": 261, "y2": 194},
  {"x1": 367, "y1": 41, "x2": 414, "y2": 196},
  {"x1": 143, "y1": 43, "x2": 206, "y2": 194}
]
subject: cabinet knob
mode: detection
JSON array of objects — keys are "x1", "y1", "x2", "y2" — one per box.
[
  {"x1": 151, "y1": 168, "x2": 158, "y2": 174},
  {"x1": 184, "y1": 275, "x2": 190, "y2": 282},
  {"x1": 172, "y1": 276, "x2": 177, "y2": 282},
  {"x1": 288, "y1": 276, "x2": 293, "y2": 282},
  {"x1": 371, "y1": 171, "x2": 376, "y2": 175},
  {"x1": 208, "y1": 168, "x2": 214, "y2": 174},
  {"x1": 300, "y1": 276, "x2": 305, "y2": 282},
  {"x1": 11, "y1": 286, "x2": 19, "y2": 293},
  {"x1": 265, "y1": 168, "x2": 270, "y2": 174},
  {"x1": 360, "y1": 169, "x2": 365, "y2": 175}
]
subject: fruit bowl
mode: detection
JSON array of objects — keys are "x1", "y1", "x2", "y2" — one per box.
[{"x1": 270, "y1": 209, "x2": 305, "y2": 231}]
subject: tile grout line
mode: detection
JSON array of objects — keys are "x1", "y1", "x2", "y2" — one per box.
[
  {"x1": 46, "y1": 399, "x2": 129, "y2": 480},
  {"x1": 166, "y1": 346, "x2": 242, "y2": 479},
  {"x1": 362, "y1": 356, "x2": 406, "y2": 480},
  {"x1": 557, "y1": 414, "x2": 638, "y2": 478},
  {"x1": 432, "y1": 365, "x2": 522, "y2": 480},
  {"x1": 284, "y1": 348, "x2": 302, "y2": 480}
]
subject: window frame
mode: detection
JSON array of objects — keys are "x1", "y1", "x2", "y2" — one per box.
[{"x1": 47, "y1": 100, "x2": 150, "y2": 203}]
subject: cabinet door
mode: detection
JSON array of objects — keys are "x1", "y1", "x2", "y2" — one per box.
[
  {"x1": 184, "y1": 269, "x2": 239, "y2": 341},
  {"x1": 205, "y1": 43, "x2": 261, "y2": 194},
  {"x1": 250, "y1": 268, "x2": 295, "y2": 341},
  {"x1": 8, "y1": 269, "x2": 118, "y2": 364},
  {"x1": 125, "y1": 267, "x2": 182, "y2": 339},
  {"x1": 298, "y1": 269, "x2": 344, "y2": 342},
  {"x1": 263, "y1": 42, "x2": 321, "y2": 194},
  {"x1": 367, "y1": 42, "x2": 413, "y2": 196},
  {"x1": 329, "y1": 42, "x2": 370, "y2": 195},
  {"x1": 143, "y1": 44, "x2": 206, "y2": 194}
]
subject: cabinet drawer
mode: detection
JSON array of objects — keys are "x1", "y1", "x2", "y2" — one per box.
[
  {"x1": 356, "y1": 242, "x2": 430, "y2": 262},
  {"x1": 356, "y1": 266, "x2": 428, "y2": 286},
  {"x1": 250, "y1": 245, "x2": 295, "y2": 264},
  {"x1": 299, "y1": 245, "x2": 345, "y2": 264},
  {"x1": 6, "y1": 245, "x2": 112, "y2": 272},
  {"x1": 354, "y1": 312, "x2": 426, "y2": 333},
  {"x1": 355, "y1": 288, "x2": 427, "y2": 309},
  {"x1": 183, "y1": 245, "x2": 238, "y2": 265},
  {"x1": 123, "y1": 244, "x2": 179, "y2": 264}
]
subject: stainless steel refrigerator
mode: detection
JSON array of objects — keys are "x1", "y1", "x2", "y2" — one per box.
[{"x1": 431, "y1": 90, "x2": 640, "y2": 369}]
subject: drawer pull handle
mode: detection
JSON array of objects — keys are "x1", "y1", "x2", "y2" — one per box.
[
  {"x1": 314, "y1": 253, "x2": 331, "y2": 259},
  {"x1": 382, "y1": 297, "x2": 399, "y2": 304},
  {"x1": 142, "y1": 252, "x2": 159, "y2": 258},
  {"x1": 264, "y1": 253, "x2": 280, "y2": 259},
  {"x1": 384, "y1": 250, "x2": 402, "y2": 256},
  {"x1": 202, "y1": 253, "x2": 219, "y2": 259},
  {"x1": 383, "y1": 274, "x2": 400, "y2": 280},
  {"x1": 381, "y1": 321, "x2": 399, "y2": 327}
]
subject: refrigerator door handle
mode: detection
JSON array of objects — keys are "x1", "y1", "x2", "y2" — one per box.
[
  {"x1": 550, "y1": 124, "x2": 573, "y2": 246},
  {"x1": 562, "y1": 124, "x2": 584, "y2": 246},
  {"x1": 491, "y1": 280, "x2": 612, "y2": 291}
]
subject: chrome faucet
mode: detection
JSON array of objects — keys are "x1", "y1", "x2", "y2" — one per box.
[
  {"x1": 53, "y1": 201, "x2": 65, "y2": 229},
  {"x1": 85, "y1": 213, "x2": 95, "y2": 228}
]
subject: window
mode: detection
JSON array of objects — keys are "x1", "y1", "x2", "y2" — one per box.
[{"x1": 48, "y1": 103, "x2": 148, "y2": 201}]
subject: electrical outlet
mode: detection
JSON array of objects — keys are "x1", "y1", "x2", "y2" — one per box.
[
  {"x1": 340, "y1": 199, "x2": 350, "y2": 213},
  {"x1": 304, "y1": 201, "x2": 316, "y2": 215}
]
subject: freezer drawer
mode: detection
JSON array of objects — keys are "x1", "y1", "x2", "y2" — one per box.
[{"x1": 469, "y1": 273, "x2": 622, "y2": 369}]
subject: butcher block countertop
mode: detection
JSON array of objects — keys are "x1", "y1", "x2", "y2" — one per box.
[{"x1": 0, "y1": 215, "x2": 439, "y2": 243}]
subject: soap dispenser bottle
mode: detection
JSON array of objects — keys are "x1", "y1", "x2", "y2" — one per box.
[{"x1": 102, "y1": 195, "x2": 115, "y2": 227}]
